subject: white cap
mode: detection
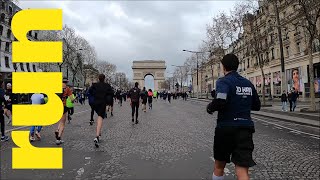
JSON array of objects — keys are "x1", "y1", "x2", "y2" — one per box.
[{"x1": 7, "y1": 83, "x2": 12, "y2": 87}]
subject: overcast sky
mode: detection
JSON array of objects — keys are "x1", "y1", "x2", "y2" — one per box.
[{"x1": 19, "y1": 1, "x2": 237, "y2": 82}]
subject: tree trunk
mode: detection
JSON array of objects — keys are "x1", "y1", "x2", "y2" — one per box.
[
  {"x1": 308, "y1": 39, "x2": 316, "y2": 111},
  {"x1": 261, "y1": 67, "x2": 266, "y2": 106},
  {"x1": 211, "y1": 64, "x2": 214, "y2": 89}
]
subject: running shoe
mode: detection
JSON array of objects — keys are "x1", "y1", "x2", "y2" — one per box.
[
  {"x1": 1, "y1": 136, "x2": 9, "y2": 142},
  {"x1": 30, "y1": 136, "x2": 36, "y2": 142},
  {"x1": 90, "y1": 120, "x2": 94, "y2": 126},
  {"x1": 111, "y1": 112, "x2": 113, "y2": 116},
  {"x1": 135, "y1": 120, "x2": 139, "y2": 124},
  {"x1": 55, "y1": 139, "x2": 64, "y2": 145},
  {"x1": 94, "y1": 137, "x2": 99, "y2": 148}
]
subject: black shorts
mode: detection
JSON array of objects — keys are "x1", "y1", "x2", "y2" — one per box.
[
  {"x1": 5, "y1": 105, "x2": 12, "y2": 111},
  {"x1": 214, "y1": 127, "x2": 256, "y2": 167},
  {"x1": 94, "y1": 103, "x2": 106, "y2": 119},
  {"x1": 63, "y1": 106, "x2": 68, "y2": 114},
  {"x1": 106, "y1": 100, "x2": 114, "y2": 107}
]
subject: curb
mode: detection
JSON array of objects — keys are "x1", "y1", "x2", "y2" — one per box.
[{"x1": 189, "y1": 98, "x2": 319, "y2": 128}]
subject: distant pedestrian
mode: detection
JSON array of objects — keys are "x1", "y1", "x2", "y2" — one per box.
[
  {"x1": 288, "y1": 91, "x2": 293, "y2": 111},
  {"x1": 206, "y1": 54, "x2": 261, "y2": 180},
  {"x1": 168, "y1": 91, "x2": 172, "y2": 103},
  {"x1": 87, "y1": 86, "x2": 95, "y2": 125},
  {"x1": 129, "y1": 82, "x2": 141, "y2": 124},
  {"x1": 148, "y1": 89, "x2": 153, "y2": 109},
  {"x1": 0, "y1": 80, "x2": 9, "y2": 142},
  {"x1": 291, "y1": 88, "x2": 299, "y2": 112},
  {"x1": 106, "y1": 87, "x2": 115, "y2": 117},
  {"x1": 281, "y1": 90, "x2": 288, "y2": 112},
  {"x1": 82, "y1": 92, "x2": 86, "y2": 105},
  {"x1": 141, "y1": 87, "x2": 148, "y2": 112}
]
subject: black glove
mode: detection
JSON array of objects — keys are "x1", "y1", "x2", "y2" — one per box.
[{"x1": 207, "y1": 102, "x2": 213, "y2": 114}]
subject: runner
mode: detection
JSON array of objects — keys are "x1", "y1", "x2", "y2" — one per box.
[
  {"x1": 55, "y1": 78, "x2": 74, "y2": 145},
  {"x1": 29, "y1": 93, "x2": 45, "y2": 142},
  {"x1": 168, "y1": 91, "x2": 172, "y2": 103},
  {"x1": 147, "y1": 89, "x2": 153, "y2": 109},
  {"x1": 82, "y1": 91, "x2": 86, "y2": 105},
  {"x1": 91, "y1": 74, "x2": 113, "y2": 148},
  {"x1": 4, "y1": 83, "x2": 18, "y2": 125},
  {"x1": 66, "y1": 89, "x2": 76, "y2": 124},
  {"x1": 0, "y1": 80, "x2": 9, "y2": 142},
  {"x1": 206, "y1": 54, "x2": 261, "y2": 180},
  {"x1": 87, "y1": 85, "x2": 95, "y2": 125},
  {"x1": 129, "y1": 82, "x2": 141, "y2": 125},
  {"x1": 140, "y1": 87, "x2": 148, "y2": 112},
  {"x1": 116, "y1": 89, "x2": 122, "y2": 106},
  {"x1": 153, "y1": 90, "x2": 157, "y2": 101},
  {"x1": 106, "y1": 87, "x2": 115, "y2": 117}
]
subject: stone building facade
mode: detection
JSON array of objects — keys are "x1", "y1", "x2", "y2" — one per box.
[{"x1": 193, "y1": 1, "x2": 320, "y2": 98}]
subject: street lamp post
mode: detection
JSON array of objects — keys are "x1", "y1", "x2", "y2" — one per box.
[
  {"x1": 182, "y1": 49, "x2": 211, "y2": 98},
  {"x1": 205, "y1": 75, "x2": 208, "y2": 99}
]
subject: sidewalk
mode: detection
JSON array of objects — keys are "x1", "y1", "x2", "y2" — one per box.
[{"x1": 190, "y1": 98, "x2": 320, "y2": 127}]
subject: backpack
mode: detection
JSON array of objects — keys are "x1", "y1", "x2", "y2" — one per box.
[{"x1": 130, "y1": 88, "x2": 140, "y2": 102}]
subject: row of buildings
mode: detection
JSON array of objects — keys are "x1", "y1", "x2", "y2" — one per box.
[
  {"x1": 0, "y1": 0, "x2": 100, "y2": 89},
  {"x1": 192, "y1": 0, "x2": 320, "y2": 98}
]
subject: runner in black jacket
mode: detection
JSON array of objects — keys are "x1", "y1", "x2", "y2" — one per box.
[
  {"x1": 129, "y1": 82, "x2": 141, "y2": 124},
  {"x1": 91, "y1": 74, "x2": 114, "y2": 148}
]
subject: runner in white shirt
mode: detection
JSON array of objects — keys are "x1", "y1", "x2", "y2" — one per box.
[{"x1": 29, "y1": 93, "x2": 45, "y2": 141}]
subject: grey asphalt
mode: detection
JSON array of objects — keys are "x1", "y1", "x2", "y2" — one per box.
[{"x1": 0, "y1": 99, "x2": 319, "y2": 180}]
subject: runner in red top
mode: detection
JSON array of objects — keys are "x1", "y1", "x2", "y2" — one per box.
[{"x1": 55, "y1": 78, "x2": 74, "y2": 145}]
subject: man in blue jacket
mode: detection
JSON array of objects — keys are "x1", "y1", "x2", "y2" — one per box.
[{"x1": 207, "y1": 54, "x2": 261, "y2": 180}]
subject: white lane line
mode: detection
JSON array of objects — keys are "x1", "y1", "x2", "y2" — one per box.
[
  {"x1": 5, "y1": 109, "x2": 91, "y2": 133},
  {"x1": 254, "y1": 117, "x2": 320, "y2": 138},
  {"x1": 310, "y1": 136, "x2": 320, "y2": 140}
]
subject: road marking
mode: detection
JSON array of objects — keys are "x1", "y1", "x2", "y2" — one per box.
[
  {"x1": 5, "y1": 109, "x2": 91, "y2": 133},
  {"x1": 254, "y1": 117, "x2": 320, "y2": 138}
]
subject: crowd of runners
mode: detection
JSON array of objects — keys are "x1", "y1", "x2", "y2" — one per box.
[
  {"x1": 0, "y1": 75, "x2": 187, "y2": 147},
  {"x1": 0, "y1": 54, "x2": 262, "y2": 179}
]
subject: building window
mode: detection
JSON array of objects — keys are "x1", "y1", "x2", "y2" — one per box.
[
  {"x1": 0, "y1": 25, "x2": 3, "y2": 36},
  {"x1": 247, "y1": 59, "x2": 250, "y2": 68},
  {"x1": 296, "y1": 42, "x2": 301, "y2": 53},
  {"x1": 286, "y1": 46, "x2": 290, "y2": 57},
  {"x1": 20, "y1": 63, "x2": 24, "y2": 71},
  {"x1": 5, "y1": 42, "x2": 9, "y2": 52},
  {"x1": 7, "y1": 29, "x2": 11, "y2": 39},
  {"x1": 271, "y1": 48, "x2": 275, "y2": 59},
  {"x1": 0, "y1": 13, "x2": 5, "y2": 22},
  {"x1": 5, "y1": 56, "x2": 9, "y2": 68},
  {"x1": 26, "y1": 63, "x2": 31, "y2": 72},
  {"x1": 32, "y1": 64, "x2": 36, "y2": 72}
]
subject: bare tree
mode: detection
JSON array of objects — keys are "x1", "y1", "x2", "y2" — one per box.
[
  {"x1": 288, "y1": 0, "x2": 320, "y2": 111},
  {"x1": 96, "y1": 61, "x2": 117, "y2": 83}
]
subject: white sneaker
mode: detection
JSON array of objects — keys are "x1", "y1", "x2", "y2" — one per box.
[
  {"x1": 55, "y1": 139, "x2": 64, "y2": 145},
  {"x1": 94, "y1": 137, "x2": 99, "y2": 148},
  {"x1": 30, "y1": 136, "x2": 36, "y2": 142}
]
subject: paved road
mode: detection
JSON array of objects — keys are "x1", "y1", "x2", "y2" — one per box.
[{"x1": 1, "y1": 99, "x2": 319, "y2": 179}]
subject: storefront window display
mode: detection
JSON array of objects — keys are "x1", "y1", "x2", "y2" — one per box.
[
  {"x1": 286, "y1": 67, "x2": 304, "y2": 93},
  {"x1": 273, "y1": 71, "x2": 281, "y2": 95},
  {"x1": 256, "y1": 75, "x2": 262, "y2": 94}
]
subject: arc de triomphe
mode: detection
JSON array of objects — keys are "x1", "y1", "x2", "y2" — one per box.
[{"x1": 132, "y1": 60, "x2": 166, "y2": 91}]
